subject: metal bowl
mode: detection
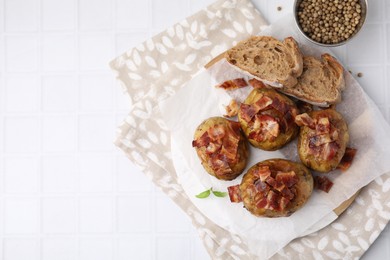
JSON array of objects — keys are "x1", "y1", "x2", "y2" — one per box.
[{"x1": 293, "y1": 0, "x2": 368, "y2": 47}]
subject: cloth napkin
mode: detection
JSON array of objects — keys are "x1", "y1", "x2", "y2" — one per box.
[{"x1": 110, "y1": 0, "x2": 390, "y2": 258}]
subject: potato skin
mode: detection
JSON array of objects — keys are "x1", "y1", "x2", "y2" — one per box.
[
  {"x1": 240, "y1": 159, "x2": 313, "y2": 217},
  {"x1": 298, "y1": 109, "x2": 349, "y2": 173},
  {"x1": 193, "y1": 117, "x2": 249, "y2": 180},
  {"x1": 238, "y1": 88, "x2": 299, "y2": 151}
]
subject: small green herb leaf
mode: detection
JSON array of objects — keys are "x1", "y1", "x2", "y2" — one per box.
[
  {"x1": 212, "y1": 190, "x2": 228, "y2": 197},
  {"x1": 195, "y1": 189, "x2": 211, "y2": 198}
]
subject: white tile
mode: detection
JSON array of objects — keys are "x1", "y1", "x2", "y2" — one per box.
[
  {"x1": 42, "y1": 0, "x2": 75, "y2": 31},
  {"x1": 387, "y1": 24, "x2": 390, "y2": 63},
  {"x1": 115, "y1": 86, "x2": 132, "y2": 111},
  {"x1": 116, "y1": 237, "x2": 152, "y2": 260},
  {"x1": 79, "y1": 0, "x2": 112, "y2": 30},
  {"x1": 152, "y1": 0, "x2": 189, "y2": 31},
  {"x1": 4, "y1": 117, "x2": 40, "y2": 153},
  {"x1": 5, "y1": 35, "x2": 38, "y2": 72},
  {"x1": 42, "y1": 197, "x2": 77, "y2": 234},
  {"x1": 117, "y1": 195, "x2": 151, "y2": 232},
  {"x1": 5, "y1": 0, "x2": 38, "y2": 32},
  {"x1": 156, "y1": 237, "x2": 190, "y2": 260},
  {"x1": 80, "y1": 239, "x2": 113, "y2": 260},
  {"x1": 42, "y1": 116, "x2": 77, "y2": 152},
  {"x1": 189, "y1": 0, "x2": 214, "y2": 13},
  {"x1": 80, "y1": 197, "x2": 112, "y2": 233},
  {"x1": 42, "y1": 75, "x2": 78, "y2": 112},
  {"x1": 115, "y1": 0, "x2": 149, "y2": 29},
  {"x1": 156, "y1": 196, "x2": 190, "y2": 232},
  {"x1": 116, "y1": 155, "x2": 152, "y2": 192},
  {"x1": 42, "y1": 34, "x2": 76, "y2": 71},
  {"x1": 365, "y1": 0, "x2": 383, "y2": 23},
  {"x1": 349, "y1": 66, "x2": 385, "y2": 105},
  {"x1": 5, "y1": 76, "x2": 39, "y2": 112},
  {"x1": 79, "y1": 154, "x2": 112, "y2": 192},
  {"x1": 79, "y1": 74, "x2": 113, "y2": 111},
  {"x1": 42, "y1": 238, "x2": 78, "y2": 260},
  {"x1": 79, "y1": 33, "x2": 113, "y2": 70},
  {"x1": 4, "y1": 156, "x2": 39, "y2": 193},
  {"x1": 4, "y1": 239, "x2": 40, "y2": 260},
  {"x1": 193, "y1": 236, "x2": 210, "y2": 260},
  {"x1": 79, "y1": 115, "x2": 114, "y2": 151},
  {"x1": 5, "y1": 198, "x2": 39, "y2": 234},
  {"x1": 42, "y1": 156, "x2": 77, "y2": 193},
  {"x1": 346, "y1": 24, "x2": 384, "y2": 64}
]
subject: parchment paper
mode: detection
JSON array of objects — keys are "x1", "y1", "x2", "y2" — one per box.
[{"x1": 159, "y1": 15, "x2": 390, "y2": 259}]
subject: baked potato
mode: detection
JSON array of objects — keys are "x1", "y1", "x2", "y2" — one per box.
[
  {"x1": 192, "y1": 117, "x2": 249, "y2": 180},
  {"x1": 296, "y1": 109, "x2": 349, "y2": 173},
  {"x1": 238, "y1": 88, "x2": 299, "y2": 150},
  {"x1": 228, "y1": 159, "x2": 313, "y2": 217}
]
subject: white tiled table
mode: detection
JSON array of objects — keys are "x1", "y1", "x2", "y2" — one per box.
[{"x1": 0, "y1": 0, "x2": 389, "y2": 259}]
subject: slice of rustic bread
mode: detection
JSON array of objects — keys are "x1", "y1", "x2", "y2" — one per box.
[
  {"x1": 281, "y1": 54, "x2": 345, "y2": 107},
  {"x1": 225, "y1": 36, "x2": 303, "y2": 88}
]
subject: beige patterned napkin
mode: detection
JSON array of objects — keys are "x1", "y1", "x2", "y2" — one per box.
[{"x1": 110, "y1": 0, "x2": 390, "y2": 258}]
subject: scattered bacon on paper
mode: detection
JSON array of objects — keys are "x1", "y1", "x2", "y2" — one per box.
[
  {"x1": 314, "y1": 176, "x2": 334, "y2": 193},
  {"x1": 224, "y1": 99, "x2": 239, "y2": 118},
  {"x1": 216, "y1": 78, "x2": 247, "y2": 90},
  {"x1": 337, "y1": 147, "x2": 357, "y2": 171}
]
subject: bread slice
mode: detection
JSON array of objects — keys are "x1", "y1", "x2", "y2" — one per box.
[
  {"x1": 281, "y1": 54, "x2": 345, "y2": 107},
  {"x1": 225, "y1": 36, "x2": 303, "y2": 88}
]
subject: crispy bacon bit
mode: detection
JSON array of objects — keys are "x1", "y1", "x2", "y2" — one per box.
[
  {"x1": 240, "y1": 103, "x2": 257, "y2": 122},
  {"x1": 227, "y1": 185, "x2": 242, "y2": 202},
  {"x1": 337, "y1": 147, "x2": 357, "y2": 171},
  {"x1": 192, "y1": 131, "x2": 210, "y2": 148},
  {"x1": 248, "y1": 78, "x2": 268, "y2": 89},
  {"x1": 250, "y1": 115, "x2": 280, "y2": 142},
  {"x1": 216, "y1": 78, "x2": 247, "y2": 90},
  {"x1": 275, "y1": 171, "x2": 298, "y2": 187},
  {"x1": 208, "y1": 125, "x2": 225, "y2": 140},
  {"x1": 316, "y1": 117, "x2": 331, "y2": 134},
  {"x1": 309, "y1": 134, "x2": 333, "y2": 147},
  {"x1": 321, "y1": 142, "x2": 339, "y2": 160},
  {"x1": 253, "y1": 165, "x2": 272, "y2": 182},
  {"x1": 315, "y1": 176, "x2": 334, "y2": 193},
  {"x1": 254, "y1": 96, "x2": 273, "y2": 111},
  {"x1": 270, "y1": 97, "x2": 289, "y2": 116},
  {"x1": 224, "y1": 99, "x2": 239, "y2": 118},
  {"x1": 265, "y1": 190, "x2": 280, "y2": 210},
  {"x1": 295, "y1": 113, "x2": 315, "y2": 128}
]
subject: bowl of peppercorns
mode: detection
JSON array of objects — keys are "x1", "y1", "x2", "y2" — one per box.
[{"x1": 294, "y1": 0, "x2": 367, "y2": 47}]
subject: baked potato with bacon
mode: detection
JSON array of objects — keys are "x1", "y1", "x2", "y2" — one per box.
[
  {"x1": 192, "y1": 117, "x2": 249, "y2": 180},
  {"x1": 228, "y1": 159, "x2": 313, "y2": 217},
  {"x1": 238, "y1": 88, "x2": 299, "y2": 151},
  {"x1": 295, "y1": 109, "x2": 349, "y2": 173}
]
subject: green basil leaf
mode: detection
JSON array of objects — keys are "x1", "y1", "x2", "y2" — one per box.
[
  {"x1": 212, "y1": 190, "x2": 228, "y2": 197},
  {"x1": 195, "y1": 189, "x2": 211, "y2": 198}
]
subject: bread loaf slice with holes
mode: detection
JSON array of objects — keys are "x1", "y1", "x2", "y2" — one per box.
[
  {"x1": 281, "y1": 54, "x2": 345, "y2": 107},
  {"x1": 225, "y1": 36, "x2": 303, "y2": 88}
]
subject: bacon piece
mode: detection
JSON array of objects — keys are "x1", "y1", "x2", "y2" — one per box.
[
  {"x1": 224, "y1": 99, "x2": 239, "y2": 118},
  {"x1": 265, "y1": 175, "x2": 277, "y2": 188},
  {"x1": 254, "y1": 180, "x2": 270, "y2": 194},
  {"x1": 253, "y1": 165, "x2": 272, "y2": 182},
  {"x1": 248, "y1": 78, "x2": 268, "y2": 89},
  {"x1": 316, "y1": 117, "x2": 331, "y2": 134},
  {"x1": 205, "y1": 141, "x2": 222, "y2": 154},
  {"x1": 264, "y1": 190, "x2": 280, "y2": 210},
  {"x1": 209, "y1": 156, "x2": 232, "y2": 176},
  {"x1": 227, "y1": 185, "x2": 242, "y2": 202},
  {"x1": 322, "y1": 142, "x2": 339, "y2": 160},
  {"x1": 239, "y1": 103, "x2": 257, "y2": 122},
  {"x1": 253, "y1": 96, "x2": 273, "y2": 111},
  {"x1": 275, "y1": 171, "x2": 298, "y2": 187},
  {"x1": 295, "y1": 113, "x2": 315, "y2": 129},
  {"x1": 192, "y1": 131, "x2": 210, "y2": 148},
  {"x1": 337, "y1": 147, "x2": 357, "y2": 171},
  {"x1": 256, "y1": 114, "x2": 280, "y2": 139},
  {"x1": 315, "y1": 176, "x2": 334, "y2": 193},
  {"x1": 309, "y1": 134, "x2": 333, "y2": 147},
  {"x1": 279, "y1": 196, "x2": 291, "y2": 210},
  {"x1": 208, "y1": 125, "x2": 225, "y2": 141},
  {"x1": 270, "y1": 97, "x2": 289, "y2": 116},
  {"x1": 216, "y1": 78, "x2": 247, "y2": 90}
]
